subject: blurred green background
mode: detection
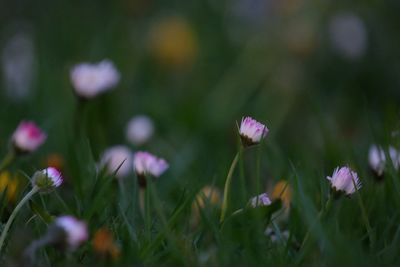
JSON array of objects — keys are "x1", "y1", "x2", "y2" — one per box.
[{"x1": 1, "y1": 0, "x2": 400, "y2": 265}]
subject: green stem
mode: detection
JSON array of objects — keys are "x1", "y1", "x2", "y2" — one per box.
[
  {"x1": 0, "y1": 186, "x2": 39, "y2": 254},
  {"x1": 220, "y1": 150, "x2": 241, "y2": 223},
  {"x1": 0, "y1": 150, "x2": 16, "y2": 172},
  {"x1": 145, "y1": 185, "x2": 151, "y2": 241}
]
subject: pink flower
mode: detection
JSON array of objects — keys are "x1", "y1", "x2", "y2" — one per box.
[
  {"x1": 70, "y1": 60, "x2": 120, "y2": 99},
  {"x1": 327, "y1": 166, "x2": 361, "y2": 195},
  {"x1": 55, "y1": 216, "x2": 88, "y2": 251},
  {"x1": 32, "y1": 167, "x2": 63, "y2": 192},
  {"x1": 12, "y1": 121, "x2": 46, "y2": 153},
  {"x1": 133, "y1": 151, "x2": 169, "y2": 178},
  {"x1": 239, "y1": 116, "x2": 269, "y2": 146},
  {"x1": 249, "y1": 193, "x2": 272, "y2": 208}
]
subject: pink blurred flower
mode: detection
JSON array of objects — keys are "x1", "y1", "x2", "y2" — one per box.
[
  {"x1": 249, "y1": 193, "x2": 272, "y2": 208},
  {"x1": 327, "y1": 166, "x2": 361, "y2": 195},
  {"x1": 70, "y1": 60, "x2": 120, "y2": 99},
  {"x1": 133, "y1": 151, "x2": 169, "y2": 178},
  {"x1": 239, "y1": 116, "x2": 268, "y2": 146},
  {"x1": 55, "y1": 216, "x2": 88, "y2": 251},
  {"x1": 12, "y1": 121, "x2": 46, "y2": 153}
]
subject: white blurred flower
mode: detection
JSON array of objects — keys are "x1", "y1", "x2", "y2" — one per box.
[
  {"x1": 368, "y1": 145, "x2": 400, "y2": 176},
  {"x1": 327, "y1": 166, "x2": 361, "y2": 195},
  {"x1": 70, "y1": 60, "x2": 120, "y2": 98},
  {"x1": 329, "y1": 13, "x2": 367, "y2": 59},
  {"x1": 1, "y1": 31, "x2": 36, "y2": 101},
  {"x1": 55, "y1": 216, "x2": 88, "y2": 251},
  {"x1": 100, "y1": 146, "x2": 133, "y2": 178},
  {"x1": 368, "y1": 145, "x2": 386, "y2": 176},
  {"x1": 389, "y1": 146, "x2": 400, "y2": 170},
  {"x1": 249, "y1": 193, "x2": 271, "y2": 208},
  {"x1": 125, "y1": 115, "x2": 154, "y2": 145}
]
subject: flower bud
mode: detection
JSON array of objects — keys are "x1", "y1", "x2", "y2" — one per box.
[
  {"x1": 32, "y1": 167, "x2": 63, "y2": 192},
  {"x1": 239, "y1": 116, "x2": 269, "y2": 147},
  {"x1": 326, "y1": 166, "x2": 361, "y2": 195}
]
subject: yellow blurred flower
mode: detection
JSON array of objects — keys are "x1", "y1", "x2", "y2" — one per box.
[
  {"x1": 0, "y1": 171, "x2": 19, "y2": 202},
  {"x1": 148, "y1": 16, "x2": 198, "y2": 68},
  {"x1": 191, "y1": 186, "x2": 221, "y2": 226},
  {"x1": 92, "y1": 228, "x2": 120, "y2": 260},
  {"x1": 193, "y1": 185, "x2": 221, "y2": 210},
  {"x1": 271, "y1": 180, "x2": 292, "y2": 210}
]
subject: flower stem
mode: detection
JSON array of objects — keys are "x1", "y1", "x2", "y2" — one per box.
[
  {"x1": 0, "y1": 186, "x2": 39, "y2": 254},
  {"x1": 220, "y1": 150, "x2": 241, "y2": 223},
  {"x1": 0, "y1": 150, "x2": 15, "y2": 173}
]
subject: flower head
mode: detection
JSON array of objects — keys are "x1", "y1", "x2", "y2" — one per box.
[
  {"x1": 326, "y1": 166, "x2": 361, "y2": 195},
  {"x1": 12, "y1": 121, "x2": 46, "y2": 153},
  {"x1": 249, "y1": 193, "x2": 272, "y2": 208},
  {"x1": 100, "y1": 146, "x2": 133, "y2": 179},
  {"x1": 32, "y1": 167, "x2": 63, "y2": 192},
  {"x1": 133, "y1": 151, "x2": 168, "y2": 187},
  {"x1": 389, "y1": 146, "x2": 400, "y2": 170},
  {"x1": 125, "y1": 115, "x2": 154, "y2": 146},
  {"x1": 368, "y1": 145, "x2": 386, "y2": 176},
  {"x1": 54, "y1": 216, "x2": 88, "y2": 251},
  {"x1": 70, "y1": 60, "x2": 120, "y2": 99},
  {"x1": 239, "y1": 116, "x2": 269, "y2": 147}
]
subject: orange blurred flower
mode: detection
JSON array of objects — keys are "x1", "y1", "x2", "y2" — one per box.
[
  {"x1": 0, "y1": 171, "x2": 19, "y2": 203},
  {"x1": 44, "y1": 153, "x2": 64, "y2": 170},
  {"x1": 148, "y1": 16, "x2": 197, "y2": 68},
  {"x1": 92, "y1": 228, "x2": 120, "y2": 260}
]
